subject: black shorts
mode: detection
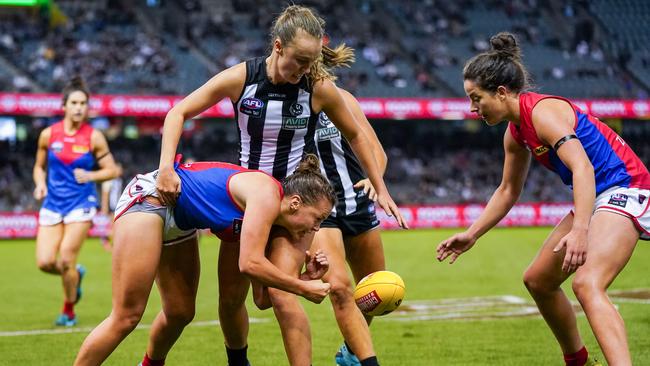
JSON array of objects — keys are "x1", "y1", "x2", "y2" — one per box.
[{"x1": 320, "y1": 196, "x2": 380, "y2": 237}]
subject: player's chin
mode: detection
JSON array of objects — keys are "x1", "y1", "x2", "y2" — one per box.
[{"x1": 483, "y1": 116, "x2": 504, "y2": 126}]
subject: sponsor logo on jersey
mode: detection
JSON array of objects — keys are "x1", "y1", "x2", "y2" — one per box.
[
  {"x1": 608, "y1": 193, "x2": 628, "y2": 208},
  {"x1": 533, "y1": 145, "x2": 549, "y2": 156},
  {"x1": 72, "y1": 144, "x2": 90, "y2": 154},
  {"x1": 316, "y1": 113, "x2": 339, "y2": 140},
  {"x1": 267, "y1": 92, "x2": 286, "y2": 98},
  {"x1": 51, "y1": 141, "x2": 64, "y2": 153},
  {"x1": 316, "y1": 127, "x2": 340, "y2": 141},
  {"x1": 282, "y1": 117, "x2": 309, "y2": 130},
  {"x1": 240, "y1": 98, "x2": 264, "y2": 117},
  {"x1": 288, "y1": 102, "x2": 304, "y2": 116},
  {"x1": 640, "y1": 194, "x2": 647, "y2": 205}
]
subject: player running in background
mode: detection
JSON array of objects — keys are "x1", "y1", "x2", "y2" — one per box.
[
  {"x1": 32, "y1": 76, "x2": 120, "y2": 327},
  {"x1": 437, "y1": 32, "x2": 650, "y2": 366},
  {"x1": 153, "y1": 5, "x2": 406, "y2": 366},
  {"x1": 74, "y1": 154, "x2": 334, "y2": 366}
]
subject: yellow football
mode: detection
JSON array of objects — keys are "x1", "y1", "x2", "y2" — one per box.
[{"x1": 353, "y1": 270, "x2": 405, "y2": 316}]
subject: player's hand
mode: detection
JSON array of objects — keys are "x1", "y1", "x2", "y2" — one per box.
[
  {"x1": 376, "y1": 191, "x2": 409, "y2": 229},
  {"x1": 302, "y1": 249, "x2": 329, "y2": 280},
  {"x1": 354, "y1": 178, "x2": 377, "y2": 201},
  {"x1": 436, "y1": 231, "x2": 477, "y2": 264},
  {"x1": 74, "y1": 168, "x2": 92, "y2": 183},
  {"x1": 553, "y1": 227, "x2": 588, "y2": 273},
  {"x1": 33, "y1": 184, "x2": 47, "y2": 200},
  {"x1": 156, "y1": 166, "x2": 181, "y2": 206},
  {"x1": 301, "y1": 280, "x2": 331, "y2": 304}
]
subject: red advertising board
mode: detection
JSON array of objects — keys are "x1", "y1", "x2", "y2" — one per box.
[
  {"x1": 0, "y1": 93, "x2": 648, "y2": 119},
  {"x1": 0, "y1": 203, "x2": 574, "y2": 239}
]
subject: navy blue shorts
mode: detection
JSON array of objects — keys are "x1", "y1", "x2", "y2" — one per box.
[{"x1": 320, "y1": 196, "x2": 380, "y2": 237}]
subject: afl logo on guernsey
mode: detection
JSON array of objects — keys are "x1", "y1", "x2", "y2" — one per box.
[{"x1": 240, "y1": 98, "x2": 264, "y2": 117}]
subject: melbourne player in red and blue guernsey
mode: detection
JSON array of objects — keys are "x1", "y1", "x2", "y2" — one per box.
[
  {"x1": 74, "y1": 154, "x2": 335, "y2": 366},
  {"x1": 32, "y1": 77, "x2": 120, "y2": 327},
  {"x1": 437, "y1": 32, "x2": 650, "y2": 366}
]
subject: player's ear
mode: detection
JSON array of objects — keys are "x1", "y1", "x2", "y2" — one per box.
[
  {"x1": 274, "y1": 38, "x2": 283, "y2": 55},
  {"x1": 289, "y1": 195, "x2": 303, "y2": 211},
  {"x1": 496, "y1": 85, "x2": 508, "y2": 100}
]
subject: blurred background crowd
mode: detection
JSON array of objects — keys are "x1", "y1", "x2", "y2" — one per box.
[{"x1": 0, "y1": 0, "x2": 649, "y2": 211}]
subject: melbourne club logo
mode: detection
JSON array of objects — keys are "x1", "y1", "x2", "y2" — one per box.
[{"x1": 608, "y1": 193, "x2": 628, "y2": 208}]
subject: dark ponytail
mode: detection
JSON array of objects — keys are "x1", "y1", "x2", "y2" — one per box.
[
  {"x1": 62, "y1": 76, "x2": 90, "y2": 105},
  {"x1": 282, "y1": 154, "x2": 336, "y2": 207},
  {"x1": 463, "y1": 32, "x2": 531, "y2": 94}
]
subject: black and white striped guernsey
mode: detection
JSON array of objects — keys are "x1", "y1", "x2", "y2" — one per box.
[
  {"x1": 315, "y1": 112, "x2": 367, "y2": 217},
  {"x1": 234, "y1": 57, "x2": 319, "y2": 180}
]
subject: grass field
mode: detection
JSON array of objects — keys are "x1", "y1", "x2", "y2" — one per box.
[{"x1": 1, "y1": 227, "x2": 650, "y2": 365}]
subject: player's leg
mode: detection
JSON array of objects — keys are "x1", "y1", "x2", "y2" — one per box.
[
  {"x1": 35, "y1": 223, "x2": 64, "y2": 274},
  {"x1": 58, "y1": 221, "x2": 91, "y2": 304},
  {"x1": 144, "y1": 234, "x2": 200, "y2": 363},
  {"x1": 572, "y1": 211, "x2": 638, "y2": 366},
  {"x1": 218, "y1": 240, "x2": 252, "y2": 366},
  {"x1": 313, "y1": 227, "x2": 376, "y2": 364},
  {"x1": 74, "y1": 212, "x2": 163, "y2": 366},
  {"x1": 345, "y1": 227, "x2": 386, "y2": 326},
  {"x1": 267, "y1": 229, "x2": 315, "y2": 366},
  {"x1": 522, "y1": 213, "x2": 585, "y2": 357}
]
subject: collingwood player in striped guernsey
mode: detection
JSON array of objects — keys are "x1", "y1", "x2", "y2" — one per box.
[
  {"x1": 152, "y1": 5, "x2": 406, "y2": 366},
  {"x1": 312, "y1": 87, "x2": 388, "y2": 366}
]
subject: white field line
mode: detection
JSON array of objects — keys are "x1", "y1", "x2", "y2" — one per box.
[
  {"x1": 0, "y1": 318, "x2": 270, "y2": 337},
  {"x1": 3, "y1": 291, "x2": 646, "y2": 335}
]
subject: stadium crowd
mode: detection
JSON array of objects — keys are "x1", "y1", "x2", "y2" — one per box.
[{"x1": 0, "y1": 0, "x2": 648, "y2": 98}]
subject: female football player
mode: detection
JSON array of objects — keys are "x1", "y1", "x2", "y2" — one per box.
[{"x1": 437, "y1": 32, "x2": 649, "y2": 366}]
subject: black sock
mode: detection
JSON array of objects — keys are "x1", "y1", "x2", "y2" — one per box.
[
  {"x1": 360, "y1": 356, "x2": 379, "y2": 366},
  {"x1": 225, "y1": 344, "x2": 248, "y2": 366},
  {"x1": 344, "y1": 341, "x2": 355, "y2": 355}
]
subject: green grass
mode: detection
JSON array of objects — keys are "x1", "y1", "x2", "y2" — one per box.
[{"x1": 1, "y1": 228, "x2": 650, "y2": 365}]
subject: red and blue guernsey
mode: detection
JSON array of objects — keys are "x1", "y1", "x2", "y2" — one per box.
[
  {"x1": 509, "y1": 92, "x2": 650, "y2": 194},
  {"x1": 173, "y1": 162, "x2": 283, "y2": 241},
  {"x1": 43, "y1": 121, "x2": 98, "y2": 214}
]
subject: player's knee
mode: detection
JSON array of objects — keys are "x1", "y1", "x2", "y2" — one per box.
[
  {"x1": 59, "y1": 256, "x2": 75, "y2": 272},
  {"x1": 571, "y1": 274, "x2": 601, "y2": 301},
  {"x1": 522, "y1": 271, "x2": 553, "y2": 296},
  {"x1": 37, "y1": 259, "x2": 57, "y2": 272},
  {"x1": 219, "y1": 289, "x2": 246, "y2": 311},
  {"x1": 328, "y1": 277, "x2": 354, "y2": 306},
  {"x1": 112, "y1": 308, "x2": 145, "y2": 333},
  {"x1": 165, "y1": 306, "x2": 195, "y2": 326},
  {"x1": 268, "y1": 288, "x2": 299, "y2": 313}
]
